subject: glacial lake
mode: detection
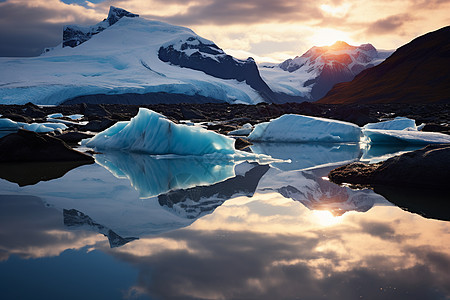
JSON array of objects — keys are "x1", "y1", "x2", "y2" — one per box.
[{"x1": 1, "y1": 143, "x2": 449, "y2": 300}]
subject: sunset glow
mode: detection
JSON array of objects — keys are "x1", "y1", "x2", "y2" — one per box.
[{"x1": 1, "y1": 1, "x2": 449, "y2": 60}]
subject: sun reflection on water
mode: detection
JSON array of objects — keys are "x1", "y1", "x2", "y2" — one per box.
[{"x1": 311, "y1": 210, "x2": 344, "y2": 226}]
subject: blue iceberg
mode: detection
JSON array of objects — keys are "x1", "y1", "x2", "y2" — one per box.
[
  {"x1": 363, "y1": 117, "x2": 419, "y2": 131},
  {"x1": 84, "y1": 108, "x2": 236, "y2": 155},
  {"x1": 247, "y1": 114, "x2": 362, "y2": 143}
]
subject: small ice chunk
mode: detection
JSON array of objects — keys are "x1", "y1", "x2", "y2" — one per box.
[
  {"x1": 248, "y1": 114, "x2": 361, "y2": 143},
  {"x1": 228, "y1": 123, "x2": 253, "y2": 136},
  {"x1": 84, "y1": 108, "x2": 236, "y2": 155},
  {"x1": 47, "y1": 113, "x2": 64, "y2": 119},
  {"x1": 363, "y1": 117, "x2": 418, "y2": 131},
  {"x1": 68, "y1": 114, "x2": 84, "y2": 120},
  {"x1": 0, "y1": 118, "x2": 20, "y2": 130},
  {"x1": 364, "y1": 129, "x2": 450, "y2": 145}
]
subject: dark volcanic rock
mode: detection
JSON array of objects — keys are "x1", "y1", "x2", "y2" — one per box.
[
  {"x1": 325, "y1": 105, "x2": 378, "y2": 126},
  {"x1": 329, "y1": 144, "x2": 450, "y2": 189},
  {"x1": 0, "y1": 129, "x2": 94, "y2": 162},
  {"x1": 180, "y1": 106, "x2": 205, "y2": 120},
  {"x1": 79, "y1": 118, "x2": 116, "y2": 132},
  {"x1": 56, "y1": 131, "x2": 94, "y2": 144}
]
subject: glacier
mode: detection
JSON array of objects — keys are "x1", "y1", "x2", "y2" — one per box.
[
  {"x1": 0, "y1": 11, "x2": 264, "y2": 105},
  {"x1": 247, "y1": 114, "x2": 362, "y2": 143},
  {"x1": 84, "y1": 108, "x2": 236, "y2": 155}
]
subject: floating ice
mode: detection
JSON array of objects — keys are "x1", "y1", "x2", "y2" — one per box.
[
  {"x1": 18, "y1": 122, "x2": 68, "y2": 133},
  {"x1": 228, "y1": 123, "x2": 253, "y2": 136},
  {"x1": 0, "y1": 118, "x2": 20, "y2": 130},
  {"x1": 248, "y1": 114, "x2": 361, "y2": 143},
  {"x1": 47, "y1": 113, "x2": 64, "y2": 119},
  {"x1": 363, "y1": 117, "x2": 419, "y2": 131},
  {"x1": 84, "y1": 108, "x2": 236, "y2": 155},
  {"x1": 364, "y1": 129, "x2": 450, "y2": 145},
  {"x1": 0, "y1": 118, "x2": 67, "y2": 134}
]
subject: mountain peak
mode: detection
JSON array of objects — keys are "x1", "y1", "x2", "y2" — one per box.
[
  {"x1": 106, "y1": 6, "x2": 139, "y2": 26},
  {"x1": 328, "y1": 41, "x2": 351, "y2": 50},
  {"x1": 62, "y1": 6, "x2": 138, "y2": 48}
]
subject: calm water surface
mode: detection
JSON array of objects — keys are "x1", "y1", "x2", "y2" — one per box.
[{"x1": 0, "y1": 143, "x2": 449, "y2": 300}]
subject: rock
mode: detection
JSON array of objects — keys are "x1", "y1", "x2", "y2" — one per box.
[
  {"x1": 329, "y1": 144, "x2": 450, "y2": 189},
  {"x1": 63, "y1": 6, "x2": 138, "y2": 48},
  {"x1": 80, "y1": 103, "x2": 111, "y2": 118},
  {"x1": 56, "y1": 131, "x2": 94, "y2": 144},
  {"x1": 0, "y1": 129, "x2": 94, "y2": 162},
  {"x1": 158, "y1": 37, "x2": 276, "y2": 102},
  {"x1": 180, "y1": 106, "x2": 205, "y2": 120},
  {"x1": 326, "y1": 105, "x2": 379, "y2": 126},
  {"x1": 79, "y1": 118, "x2": 116, "y2": 132},
  {"x1": 234, "y1": 137, "x2": 252, "y2": 151}
]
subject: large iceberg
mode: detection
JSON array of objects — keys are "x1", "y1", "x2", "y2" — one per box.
[
  {"x1": 84, "y1": 108, "x2": 236, "y2": 155},
  {"x1": 247, "y1": 114, "x2": 361, "y2": 143}
]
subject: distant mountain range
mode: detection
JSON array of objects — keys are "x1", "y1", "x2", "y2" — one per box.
[
  {"x1": 318, "y1": 26, "x2": 450, "y2": 104},
  {"x1": 260, "y1": 41, "x2": 392, "y2": 101},
  {"x1": 0, "y1": 6, "x2": 447, "y2": 105}
]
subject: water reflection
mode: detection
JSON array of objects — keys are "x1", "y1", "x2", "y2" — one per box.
[
  {"x1": 103, "y1": 196, "x2": 450, "y2": 300},
  {"x1": 158, "y1": 162, "x2": 270, "y2": 219},
  {"x1": 0, "y1": 161, "x2": 94, "y2": 186},
  {"x1": 361, "y1": 144, "x2": 423, "y2": 163},
  {"x1": 251, "y1": 142, "x2": 361, "y2": 170},
  {"x1": 1, "y1": 144, "x2": 450, "y2": 299},
  {"x1": 257, "y1": 166, "x2": 386, "y2": 216},
  {"x1": 95, "y1": 151, "x2": 235, "y2": 198}
]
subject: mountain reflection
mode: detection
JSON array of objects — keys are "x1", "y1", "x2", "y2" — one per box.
[{"x1": 103, "y1": 197, "x2": 450, "y2": 300}]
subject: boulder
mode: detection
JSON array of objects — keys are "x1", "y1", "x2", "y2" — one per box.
[
  {"x1": 0, "y1": 129, "x2": 94, "y2": 162},
  {"x1": 329, "y1": 144, "x2": 450, "y2": 189}
]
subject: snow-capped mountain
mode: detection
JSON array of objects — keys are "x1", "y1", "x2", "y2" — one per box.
[
  {"x1": 0, "y1": 7, "x2": 271, "y2": 105},
  {"x1": 259, "y1": 41, "x2": 392, "y2": 101},
  {"x1": 318, "y1": 26, "x2": 450, "y2": 104}
]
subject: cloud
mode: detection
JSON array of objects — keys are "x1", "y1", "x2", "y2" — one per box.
[
  {"x1": 366, "y1": 14, "x2": 414, "y2": 35},
  {"x1": 0, "y1": 0, "x2": 103, "y2": 56},
  {"x1": 134, "y1": 0, "x2": 323, "y2": 26}
]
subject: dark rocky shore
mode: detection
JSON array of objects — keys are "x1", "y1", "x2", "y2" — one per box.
[{"x1": 1, "y1": 102, "x2": 449, "y2": 134}]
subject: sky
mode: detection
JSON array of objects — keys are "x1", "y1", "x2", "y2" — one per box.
[{"x1": 0, "y1": 0, "x2": 449, "y2": 62}]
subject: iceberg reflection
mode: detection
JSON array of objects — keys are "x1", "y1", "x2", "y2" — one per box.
[
  {"x1": 95, "y1": 151, "x2": 235, "y2": 198},
  {"x1": 251, "y1": 142, "x2": 361, "y2": 171}
]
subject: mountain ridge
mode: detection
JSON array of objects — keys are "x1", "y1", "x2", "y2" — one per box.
[{"x1": 318, "y1": 26, "x2": 450, "y2": 104}]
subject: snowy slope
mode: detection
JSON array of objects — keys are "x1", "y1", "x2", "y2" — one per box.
[
  {"x1": 259, "y1": 42, "x2": 392, "y2": 101},
  {"x1": 0, "y1": 7, "x2": 265, "y2": 105}
]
